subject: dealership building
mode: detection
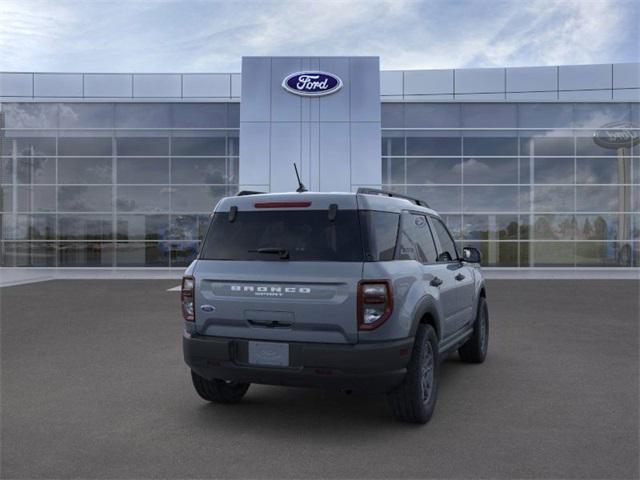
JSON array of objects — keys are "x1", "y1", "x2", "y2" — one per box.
[{"x1": 0, "y1": 57, "x2": 638, "y2": 270}]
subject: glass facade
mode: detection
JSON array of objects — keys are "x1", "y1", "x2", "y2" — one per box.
[
  {"x1": 382, "y1": 102, "x2": 639, "y2": 267},
  {"x1": 0, "y1": 103, "x2": 239, "y2": 267},
  {"x1": 1, "y1": 100, "x2": 638, "y2": 268}
]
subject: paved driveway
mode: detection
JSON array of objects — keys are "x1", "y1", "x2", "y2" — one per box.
[{"x1": 1, "y1": 279, "x2": 638, "y2": 479}]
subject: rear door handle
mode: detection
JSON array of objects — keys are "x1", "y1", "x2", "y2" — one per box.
[
  {"x1": 430, "y1": 277, "x2": 443, "y2": 287},
  {"x1": 455, "y1": 273, "x2": 465, "y2": 281}
]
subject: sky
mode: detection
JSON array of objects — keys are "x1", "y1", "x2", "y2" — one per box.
[{"x1": 0, "y1": 0, "x2": 638, "y2": 73}]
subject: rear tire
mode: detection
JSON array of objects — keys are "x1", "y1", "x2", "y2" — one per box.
[
  {"x1": 458, "y1": 296, "x2": 489, "y2": 363},
  {"x1": 387, "y1": 324, "x2": 439, "y2": 424},
  {"x1": 190, "y1": 371, "x2": 250, "y2": 404}
]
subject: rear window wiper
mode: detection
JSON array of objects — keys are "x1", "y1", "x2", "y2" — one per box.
[{"x1": 249, "y1": 247, "x2": 290, "y2": 260}]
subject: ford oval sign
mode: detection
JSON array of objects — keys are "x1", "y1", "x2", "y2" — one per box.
[
  {"x1": 282, "y1": 71, "x2": 342, "y2": 97},
  {"x1": 593, "y1": 122, "x2": 640, "y2": 149}
]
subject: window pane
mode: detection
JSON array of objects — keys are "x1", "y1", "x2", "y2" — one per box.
[
  {"x1": 533, "y1": 215, "x2": 576, "y2": 240},
  {"x1": 404, "y1": 104, "x2": 460, "y2": 128},
  {"x1": 404, "y1": 186, "x2": 461, "y2": 213},
  {"x1": 360, "y1": 211, "x2": 399, "y2": 261},
  {"x1": 17, "y1": 157, "x2": 56, "y2": 184},
  {"x1": 576, "y1": 157, "x2": 628, "y2": 184},
  {"x1": 397, "y1": 214, "x2": 437, "y2": 263},
  {"x1": 381, "y1": 133, "x2": 404, "y2": 156},
  {"x1": 171, "y1": 104, "x2": 227, "y2": 128},
  {"x1": 7, "y1": 137, "x2": 56, "y2": 156},
  {"x1": 18, "y1": 186, "x2": 56, "y2": 212},
  {"x1": 170, "y1": 241, "x2": 199, "y2": 267},
  {"x1": 381, "y1": 103, "x2": 404, "y2": 128},
  {"x1": 575, "y1": 242, "x2": 633, "y2": 267},
  {"x1": 116, "y1": 242, "x2": 169, "y2": 267},
  {"x1": 171, "y1": 186, "x2": 227, "y2": 212},
  {"x1": 171, "y1": 158, "x2": 228, "y2": 184},
  {"x1": 406, "y1": 135, "x2": 460, "y2": 156},
  {"x1": 58, "y1": 137, "x2": 112, "y2": 156},
  {"x1": 430, "y1": 217, "x2": 458, "y2": 261},
  {"x1": 533, "y1": 158, "x2": 574, "y2": 184},
  {"x1": 533, "y1": 186, "x2": 574, "y2": 212},
  {"x1": 2, "y1": 104, "x2": 58, "y2": 128},
  {"x1": 576, "y1": 186, "x2": 630, "y2": 212},
  {"x1": 1, "y1": 158, "x2": 12, "y2": 184},
  {"x1": 462, "y1": 104, "x2": 517, "y2": 128},
  {"x1": 463, "y1": 136, "x2": 518, "y2": 156},
  {"x1": 59, "y1": 104, "x2": 114, "y2": 128},
  {"x1": 58, "y1": 242, "x2": 114, "y2": 267},
  {"x1": 58, "y1": 186, "x2": 112, "y2": 212},
  {"x1": 114, "y1": 104, "x2": 171, "y2": 128},
  {"x1": 463, "y1": 158, "x2": 518, "y2": 184},
  {"x1": 59, "y1": 158, "x2": 112, "y2": 184},
  {"x1": 531, "y1": 242, "x2": 575, "y2": 266},
  {"x1": 1, "y1": 214, "x2": 55, "y2": 240},
  {"x1": 576, "y1": 214, "x2": 632, "y2": 241},
  {"x1": 117, "y1": 158, "x2": 169, "y2": 184},
  {"x1": 463, "y1": 186, "x2": 519, "y2": 212},
  {"x1": 573, "y1": 104, "x2": 630, "y2": 128},
  {"x1": 518, "y1": 104, "x2": 573, "y2": 128},
  {"x1": 382, "y1": 158, "x2": 405, "y2": 184},
  {"x1": 116, "y1": 137, "x2": 168, "y2": 156},
  {"x1": 117, "y1": 214, "x2": 169, "y2": 240},
  {"x1": 406, "y1": 158, "x2": 462, "y2": 184},
  {"x1": 463, "y1": 241, "x2": 518, "y2": 267},
  {"x1": 520, "y1": 136, "x2": 574, "y2": 156},
  {"x1": 116, "y1": 186, "x2": 170, "y2": 212},
  {"x1": 59, "y1": 214, "x2": 112, "y2": 240},
  {"x1": 462, "y1": 214, "x2": 518, "y2": 240},
  {"x1": 441, "y1": 214, "x2": 462, "y2": 240},
  {"x1": 169, "y1": 214, "x2": 209, "y2": 240},
  {"x1": 171, "y1": 136, "x2": 226, "y2": 156},
  {"x1": 576, "y1": 135, "x2": 622, "y2": 157},
  {"x1": 1, "y1": 242, "x2": 56, "y2": 267}
]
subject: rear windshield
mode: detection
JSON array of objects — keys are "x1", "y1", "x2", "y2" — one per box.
[{"x1": 200, "y1": 210, "x2": 364, "y2": 261}]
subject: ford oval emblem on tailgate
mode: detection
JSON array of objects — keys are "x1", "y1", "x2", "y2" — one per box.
[{"x1": 200, "y1": 305, "x2": 216, "y2": 312}]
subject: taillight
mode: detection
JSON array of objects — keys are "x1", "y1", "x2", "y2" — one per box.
[
  {"x1": 181, "y1": 276, "x2": 195, "y2": 321},
  {"x1": 357, "y1": 280, "x2": 393, "y2": 330}
]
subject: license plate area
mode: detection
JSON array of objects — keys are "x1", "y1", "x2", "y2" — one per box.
[{"x1": 248, "y1": 341, "x2": 290, "y2": 367}]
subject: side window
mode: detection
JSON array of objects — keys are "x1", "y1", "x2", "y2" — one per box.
[
  {"x1": 360, "y1": 211, "x2": 400, "y2": 261},
  {"x1": 431, "y1": 217, "x2": 458, "y2": 262},
  {"x1": 397, "y1": 213, "x2": 438, "y2": 263}
]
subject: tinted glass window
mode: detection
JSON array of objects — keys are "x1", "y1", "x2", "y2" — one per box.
[
  {"x1": 397, "y1": 213, "x2": 437, "y2": 263},
  {"x1": 360, "y1": 211, "x2": 399, "y2": 261},
  {"x1": 201, "y1": 210, "x2": 363, "y2": 262},
  {"x1": 431, "y1": 217, "x2": 458, "y2": 261}
]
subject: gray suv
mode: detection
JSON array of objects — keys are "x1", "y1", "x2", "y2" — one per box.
[{"x1": 182, "y1": 188, "x2": 488, "y2": 423}]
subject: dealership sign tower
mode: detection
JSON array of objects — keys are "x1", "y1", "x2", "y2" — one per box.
[{"x1": 239, "y1": 57, "x2": 381, "y2": 193}]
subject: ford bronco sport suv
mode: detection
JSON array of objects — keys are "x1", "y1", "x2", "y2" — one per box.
[{"x1": 182, "y1": 188, "x2": 488, "y2": 423}]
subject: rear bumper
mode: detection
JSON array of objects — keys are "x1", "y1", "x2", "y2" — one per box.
[{"x1": 183, "y1": 333, "x2": 414, "y2": 393}]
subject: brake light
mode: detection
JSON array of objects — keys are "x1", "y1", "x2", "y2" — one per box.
[
  {"x1": 357, "y1": 280, "x2": 393, "y2": 330},
  {"x1": 254, "y1": 201, "x2": 311, "y2": 208},
  {"x1": 181, "y1": 276, "x2": 195, "y2": 321}
]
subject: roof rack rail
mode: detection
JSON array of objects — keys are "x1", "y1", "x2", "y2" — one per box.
[
  {"x1": 356, "y1": 187, "x2": 430, "y2": 208},
  {"x1": 236, "y1": 190, "x2": 266, "y2": 196}
]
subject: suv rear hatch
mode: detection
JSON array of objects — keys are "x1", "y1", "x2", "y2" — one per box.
[{"x1": 193, "y1": 194, "x2": 363, "y2": 344}]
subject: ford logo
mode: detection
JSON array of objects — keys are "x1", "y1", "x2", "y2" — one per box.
[
  {"x1": 282, "y1": 71, "x2": 343, "y2": 97},
  {"x1": 200, "y1": 305, "x2": 215, "y2": 312},
  {"x1": 593, "y1": 122, "x2": 640, "y2": 149}
]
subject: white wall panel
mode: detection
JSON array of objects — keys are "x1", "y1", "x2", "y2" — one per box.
[
  {"x1": 0, "y1": 73, "x2": 32, "y2": 96},
  {"x1": 559, "y1": 64, "x2": 611, "y2": 91},
  {"x1": 183, "y1": 74, "x2": 230, "y2": 98},
  {"x1": 404, "y1": 69, "x2": 453, "y2": 95},
  {"x1": 34, "y1": 74, "x2": 82, "y2": 97}
]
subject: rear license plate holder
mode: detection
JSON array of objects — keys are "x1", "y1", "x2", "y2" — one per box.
[{"x1": 248, "y1": 341, "x2": 290, "y2": 367}]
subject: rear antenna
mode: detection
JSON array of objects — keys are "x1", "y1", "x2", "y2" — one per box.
[{"x1": 293, "y1": 163, "x2": 307, "y2": 193}]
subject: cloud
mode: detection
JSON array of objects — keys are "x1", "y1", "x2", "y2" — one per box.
[{"x1": 0, "y1": 0, "x2": 637, "y2": 72}]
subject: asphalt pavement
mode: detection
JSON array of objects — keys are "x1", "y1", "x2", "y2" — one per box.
[{"x1": 1, "y1": 279, "x2": 638, "y2": 479}]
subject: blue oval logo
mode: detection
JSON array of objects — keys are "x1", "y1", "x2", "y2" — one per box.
[
  {"x1": 282, "y1": 71, "x2": 343, "y2": 97},
  {"x1": 200, "y1": 305, "x2": 215, "y2": 312}
]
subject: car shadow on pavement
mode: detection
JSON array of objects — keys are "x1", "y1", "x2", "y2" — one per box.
[{"x1": 185, "y1": 356, "x2": 470, "y2": 434}]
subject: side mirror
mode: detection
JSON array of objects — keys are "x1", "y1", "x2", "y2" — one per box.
[{"x1": 462, "y1": 246, "x2": 482, "y2": 264}]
